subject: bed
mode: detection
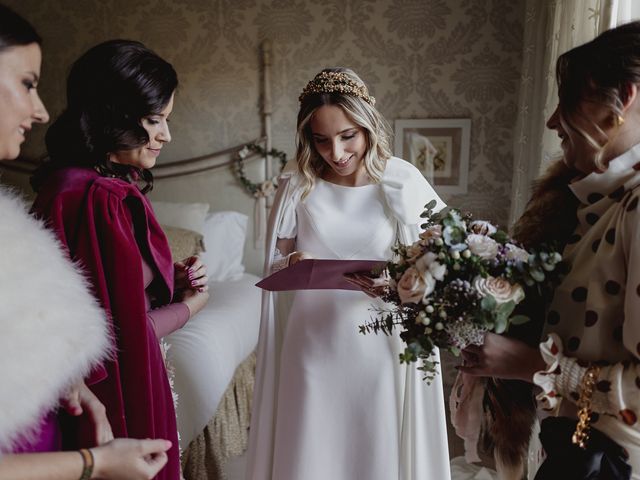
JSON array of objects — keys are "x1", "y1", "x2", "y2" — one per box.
[
  {"x1": 167, "y1": 272, "x2": 260, "y2": 444},
  {"x1": 147, "y1": 201, "x2": 262, "y2": 479},
  {"x1": 167, "y1": 273, "x2": 260, "y2": 479}
]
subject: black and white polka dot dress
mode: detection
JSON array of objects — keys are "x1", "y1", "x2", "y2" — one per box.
[{"x1": 534, "y1": 144, "x2": 640, "y2": 475}]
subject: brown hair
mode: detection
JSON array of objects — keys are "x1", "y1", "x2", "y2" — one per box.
[{"x1": 555, "y1": 20, "x2": 640, "y2": 170}]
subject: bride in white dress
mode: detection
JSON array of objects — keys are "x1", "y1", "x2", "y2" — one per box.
[{"x1": 246, "y1": 68, "x2": 451, "y2": 480}]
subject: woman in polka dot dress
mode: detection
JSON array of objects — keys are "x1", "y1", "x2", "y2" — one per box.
[{"x1": 460, "y1": 21, "x2": 640, "y2": 479}]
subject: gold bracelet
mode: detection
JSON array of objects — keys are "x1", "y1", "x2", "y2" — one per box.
[
  {"x1": 572, "y1": 364, "x2": 601, "y2": 449},
  {"x1": 78, "y1": 448, "x2": 94, "y2": 480}
]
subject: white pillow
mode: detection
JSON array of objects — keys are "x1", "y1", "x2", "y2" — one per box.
[
  {"x1": 200, "y1": 211, "x2": 247, "y2": 281},
  {"x1": 151, "y1": 201, "x2": 210, "y2": 233}
]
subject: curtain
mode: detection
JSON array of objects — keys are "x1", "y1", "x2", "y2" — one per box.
[{"x1": 508, "y1": 0, "x2": 632, "y2": 225}]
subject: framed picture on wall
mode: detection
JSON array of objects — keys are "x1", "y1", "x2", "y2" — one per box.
[{"x1": 394, "y1": 118, "x2": 471, "y2": 195}]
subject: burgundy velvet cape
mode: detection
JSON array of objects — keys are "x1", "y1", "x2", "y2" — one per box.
[{"x1": 32, "y1": 167, "x2": 180, "y2": 479}]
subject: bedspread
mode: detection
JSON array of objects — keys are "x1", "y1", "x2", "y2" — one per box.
[{"x1": 166, "y1": 273, "x2": 262, "y2": 447}]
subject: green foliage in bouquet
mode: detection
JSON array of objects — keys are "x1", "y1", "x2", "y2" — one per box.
[{"x1": 359, "y1": 200, "x2": 565, "y2": 383}]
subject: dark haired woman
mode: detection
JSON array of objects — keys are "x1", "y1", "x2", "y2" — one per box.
[
  {"x1": 31, "y1": 39, "x2": 209, "y2": 480},
  {"x1": 460, "y1": 21, "x2": 640, "y2": 479},
  {"x1": 0, "y1": 4, "x2": 173, "y2": 479}
]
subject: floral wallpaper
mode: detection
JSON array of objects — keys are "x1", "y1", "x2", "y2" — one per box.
[{"x1": 7, "y1": 0, "x2": 524, "y2": 230}]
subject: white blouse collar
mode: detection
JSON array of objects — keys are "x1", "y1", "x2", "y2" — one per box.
[{"x1": 569, "y1": 142, "x2": 640, "y2": 205}]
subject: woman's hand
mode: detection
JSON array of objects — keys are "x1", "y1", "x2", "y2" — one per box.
[
  {"x1": 181, "y1": 288, "x2": 210, "y2": 317},
  {"x1": 344, "y1": 272, "x2": 389, "y2": 298},
  {"x1": 61, "y1": 381, "x2": 113, "y2": 445},
  {"x1": 288, "y1": 251, "x2": 313, "y2": 265},
  {"x1": 174, "y1": 256, "x2": 208, "y2": 293},
  {"x1": 457, "y1": 332, "x2": 547, "y2": 383},
  {"x1": 91, "y1": 438, "x2": 172, "y2": 480}
]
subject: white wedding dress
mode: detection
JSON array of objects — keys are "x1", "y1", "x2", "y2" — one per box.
[{"x1": 246, "y1": 158, "x2": 451, "y2": 480}]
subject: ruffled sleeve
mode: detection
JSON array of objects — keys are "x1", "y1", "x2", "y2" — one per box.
[
  {"x1": 533, "y1": 333, "x2": 585, "y2": 412},
  {"x1": 534, "y1": 333, "x2": 640, "y2": 426},
  {"x1": 381, "y1": 157, "x2": 446, "y2": 226}
]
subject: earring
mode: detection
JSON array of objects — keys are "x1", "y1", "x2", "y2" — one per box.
[{"x1": 616, "y1": 115, "x2": 625, "y2": 126}]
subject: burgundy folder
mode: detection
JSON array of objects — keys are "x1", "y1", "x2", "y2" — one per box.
[{"x1": 256, "y1": 259, "x2": 386, "y2": 291}]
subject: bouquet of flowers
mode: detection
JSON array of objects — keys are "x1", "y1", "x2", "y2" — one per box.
[{"x1": 359, "y1": 200, "x2": 563, "y2": 383}]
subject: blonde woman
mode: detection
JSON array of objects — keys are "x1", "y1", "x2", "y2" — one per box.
[{"x1": 246, "y1": 68, "x2": 451, "y2": 480}]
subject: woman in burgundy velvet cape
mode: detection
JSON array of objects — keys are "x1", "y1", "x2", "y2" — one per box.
[
  {"x1": 29, "y1": 40, "x2": 212, "y2": 480},
  {"x1": 32, "y1": 167, "x2": 179, "y2": 477}
]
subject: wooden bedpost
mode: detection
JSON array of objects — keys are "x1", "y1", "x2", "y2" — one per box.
[{"x1": 261, "y1": 39, "x2": 273, "y2": 211}]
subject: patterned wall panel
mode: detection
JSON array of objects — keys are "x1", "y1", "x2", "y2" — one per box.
[{"x1": 6, "y1": 0, "x2": 524, "y2": 228}]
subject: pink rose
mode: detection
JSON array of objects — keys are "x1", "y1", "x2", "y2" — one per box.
[
  {"x1": 472, "y1": 275, "x2": 525, "y2": 305},
  {"x1": 397, "y1": 267, "x2": 433, "y2": 304},
  {"x1": 419, "y1": 225, "x2": 443, "y2": 242},
  {"x1": 405, "y1": 242, "x2": 424, "y2": 262}
]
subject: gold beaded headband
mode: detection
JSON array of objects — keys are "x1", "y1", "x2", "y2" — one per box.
[{"x1": 299, "y1": 71, "x2": 376, "y2": 106}]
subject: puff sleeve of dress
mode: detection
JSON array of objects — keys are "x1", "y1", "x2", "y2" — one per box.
[{"x1": 381, "y1": 157, "x2": 446, "y2": 228}]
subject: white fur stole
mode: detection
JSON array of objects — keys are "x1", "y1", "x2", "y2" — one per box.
[{"x1": 0, "y1": 186, "x2": 110, "y2": 452}]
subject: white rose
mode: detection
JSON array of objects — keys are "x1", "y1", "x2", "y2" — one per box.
[
  {"x1": 414, "y1": 252, "x2": 437, "y2": 273},
  {"x1": 429, "y1": 260, "x2": 447, "y2": 281},
  {"x1": 504, "y1": 243, "x2": 529, "y2": 263},
  {"x1": 421, "y1": 273, "x2": 437, "y2": 301},
  {"x1": 473, "y1": 275, "x2": 525, "y2": 305},
  {"x1": 466, "y1": 234, "x2": 499, "y2": 260},
  {"x1": 414, "y1": 252, "x2": 447, "y2": 281},
  {"x1": 469, "y1": 220, "x2": 497, "y2": 236}
]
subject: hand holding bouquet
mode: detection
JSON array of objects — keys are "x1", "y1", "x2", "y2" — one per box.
[{"x1": 360, "y1": 200, "x2": 563, "y2": 382}]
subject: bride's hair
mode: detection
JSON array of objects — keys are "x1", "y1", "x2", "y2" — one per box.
[{"x1": 295, "y1": 67, "x2": 392, "y2": 198}]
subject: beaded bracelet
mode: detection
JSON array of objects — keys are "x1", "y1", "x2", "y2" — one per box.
[
  {"x1": 78, "y1": 448, "x2": 94, "y2": 480},
  {"x1": 572, "y1": 364, "x2": 601, "y2": 449}
]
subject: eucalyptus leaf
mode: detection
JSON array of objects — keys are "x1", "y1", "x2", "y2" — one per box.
[
  {"x1": 509, "y1": 314, "x2": 531, "y2": 325},
  {"x1": 424, "y1": 199, "x2": 437, "y2": 210},
  {"x1": 494, "y1": 316, "x2": 508, "y2": 334},
  {"x1": 492, "y1": 230, "x2": 509, "y2": 243},
  {"x1": 530, "y1": 268, "x2": 545, "y2": 282},
  {"x1": 408, "y1": 341, "x2": 423, "y2": 356},
  {"x1": 481, "y1": 295, "x2": 497, "y2": 311},
  {"x1": 496, "y1": 300, "x2": 516, "y2": 317}
]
